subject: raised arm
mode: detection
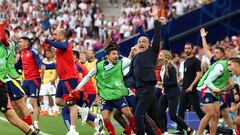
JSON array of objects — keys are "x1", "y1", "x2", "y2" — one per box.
[
  {"x1": 135, "y1": 21, "x2": 149, "y2": 42},
  {"x1": 200, "y1": 28, "x2": 213, "y2": 59},
  {"x1": 161, "y1": 23, "x2": 170, "y2": 51},
  {"x1": 0, "y1": 19, "x2": 9, "y2": 47},
  {"x1": 151, "y1": 18, "x2": 161, "y2": 54},
  {"x1": 45, "y1": 39, "x2": 68, "y2": 50}
]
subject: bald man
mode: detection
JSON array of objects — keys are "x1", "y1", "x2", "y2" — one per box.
[
  {"x1": 128, "y1": 12, "x2": 168, "y2": 134},
  {"x1": 43, "y1": 28, "x2": 80, "y2": 135}
]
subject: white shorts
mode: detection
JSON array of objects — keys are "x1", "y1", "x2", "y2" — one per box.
[{"x1": 40, "y1": 83, "x2": 56, "y2": 96}]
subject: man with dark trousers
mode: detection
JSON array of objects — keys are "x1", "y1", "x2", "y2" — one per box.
[
  {"x1": 175, "y1": 43, "x2": 205, "y2": 134},
  {"x1": 129, "y1": 5, "x2": 163, "y2": 135}
]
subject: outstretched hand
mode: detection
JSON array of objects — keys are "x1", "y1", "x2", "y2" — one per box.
[
  {"x1": 149, "y1": 5, "x2": 159, "y2": 19},
  {"x1": 200, "y1": 28, "x2": 208, "y2": 37},
  {"x1": 69, "y1": 89, "x2": 79, "y2": 98},
  {"x1": 62, "y1": 89, "x2": 80, "y2": 104}
]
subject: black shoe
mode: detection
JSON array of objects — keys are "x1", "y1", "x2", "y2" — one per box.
[
  {"x1": 172, "y1": 130, "x2": 184, "y2": 134},
  {"x1": 187, "y1": 128, "x2": 194, "y2": 135}
]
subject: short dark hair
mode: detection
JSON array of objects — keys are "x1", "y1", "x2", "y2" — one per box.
[
  {"x1": 4, "y1": 29, "x2": 10, "y2": 37},
  {"x1": 228, "y1": 57, "x2": 240, "y2": 65},
  {"x1": 185, "y1": 42, "x2": 193, "y2": 49},
  {"x1": 73, "y1": 50, "x2": 79, "y2": 59},
  {"x1": 104, "y1": 41, "x2": 119, "y2": 55},
  {"x1": 215, "y1": 46, "x2": 225, "y2": 54},
  {"x1": 19, "y1": 37, "x2": 31, "y2": 46}
]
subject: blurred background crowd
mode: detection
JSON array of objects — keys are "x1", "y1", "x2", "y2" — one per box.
[
  {"x1": 0, "y1": 0, "x2": 239, "y2": 80},
  {"x1": 0, "y1": 0, "x2": 227, "y2": 58}
]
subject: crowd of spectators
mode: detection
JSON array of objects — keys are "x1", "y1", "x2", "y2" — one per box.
[
  {"x1": 0, "y1": 0, "x2": 216, "y2": 58},
  {"x1": 171, "y1": 35, "x2": 240, "y2": 80}
]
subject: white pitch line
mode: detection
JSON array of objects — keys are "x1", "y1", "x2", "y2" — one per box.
[
  {"x1": 0, "y1": 116, "x2": 8, "y2": 122},
  {"x1": 0, "y1": 116, "x2": 51, "y2": 135},
  {"x1": 39, "y1": 131, "x2": 51, "y2": 135}
]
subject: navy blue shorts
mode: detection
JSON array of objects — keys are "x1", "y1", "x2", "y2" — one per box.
[
  {"x1": 202, "y1": 93, "x2": 219, "y2": 104},
  {"x1": 75, "y1": 92, "x2": 95, "y2": 108},
  {"x1": 75, "y1": 92, "x2": 87, "y2": 107},
  {"x1": 220, "y1": 95, "x2": 227, "y2": 110},
  {"x1": 101, "y1": 97, "x2": 129, "y2": 112},
  {"x1": 56, "y1": 78, "x2": 78, "y2": 99},
  {"x1": 22, "y1": 78, "x2": 41, "y2": 98},
  {"x1": 87, "y1": 94, "x2": 96, "y2": 107},
  {"x1": 6, "y1": 80, "x2": 24, "y2": 101},
  {"x1": 220, "y1": 93, "x2": 232, "y2": 110},
  {"x1": 126, "y1": 95, "x2": 136, "y2": 111},
  {"x1": 0, "y1": 85, "x2": 12, "y2": 113}
]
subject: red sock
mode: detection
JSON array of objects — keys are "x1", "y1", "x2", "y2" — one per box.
[
  {"x1": 156, "y1": 128, "x2": 162, "y2": 135},
  {"x1": 237, "y1": 124, "x2": 240, "y2": 135},
  {"x1": 104, "y1": 121, "x2": 116, "y2": 135},
  {"x1": 22, "y1": 115, "x2": 32, "y2": 126},
  {"x1": 127, "y1": 116, "x2": 136, "y2": 133},
  {"x1": 123, "y1": 126, "x2": 132, "y2": 135}
]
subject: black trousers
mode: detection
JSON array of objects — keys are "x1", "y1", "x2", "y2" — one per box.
[
  {"x1": 135, "y1": 84, "x2": 158, "y2": 135},
  {"x1": 158, "y1": 95, "x2": 188, "y2": 132},
  {"x1": 177, "y1": 91, "x2": 205, "y2": 130}
]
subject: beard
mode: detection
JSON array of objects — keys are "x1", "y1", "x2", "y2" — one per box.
[{"x1": 185, "y1": 52, "x2": 191, "y2": 56}]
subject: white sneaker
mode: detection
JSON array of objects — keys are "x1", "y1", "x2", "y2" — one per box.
[
  {"x1": 94, "y1": 131, "x2": 106, "y2": 135},
  {"x1": 94, "y1": 117, "x2": 104, "y2": 133},
  {"x1": 77, "y1": 106, "x2": 89, "y2": 124},
  {"x1": 29, "y1": 125, "x2": 40, "y2": 134},
  {"x1": 66, "y1": 130, "x2": 79, "y2": 135},
  {"x1": 48, "y1": 111, "x2": 53, "y2": 116},
  {"x1": 163, "y1": 132, "x2": 168, "y2": 135}
]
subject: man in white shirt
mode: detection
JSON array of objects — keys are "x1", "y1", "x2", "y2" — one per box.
[
  {"x1": 107, "y1": 16, "x2": 118, "y2": 36},
  {"x1": 172, "y1": 0, "x2": 185, "y2": 16},
  {"x1": 75, "y1": 21, "x2": 87, "y2": 41}
]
